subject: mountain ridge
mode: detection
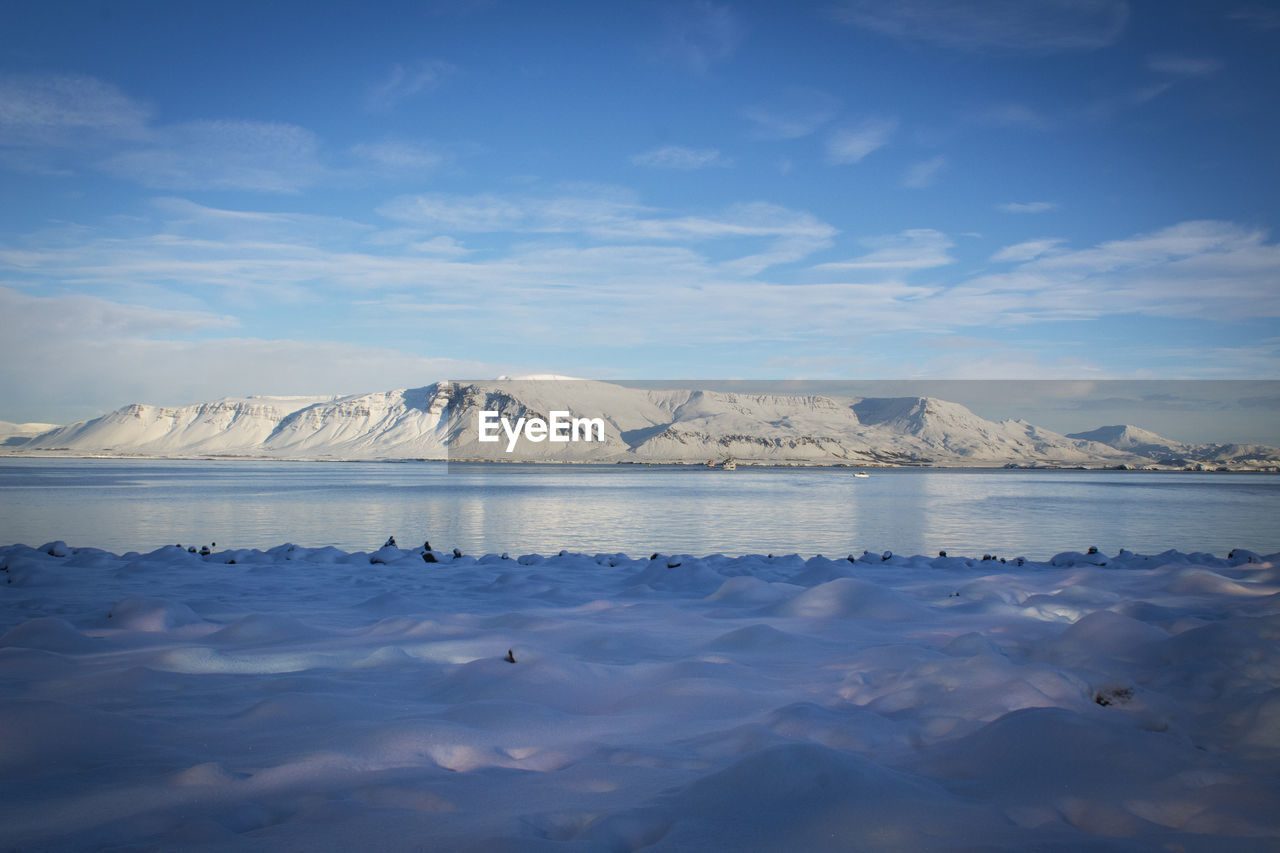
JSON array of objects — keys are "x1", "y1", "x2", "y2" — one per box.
[{"x1": 7, "y1": 381, "x2": 1279, "y2": 470}]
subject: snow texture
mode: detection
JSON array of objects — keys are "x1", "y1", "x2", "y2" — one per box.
[{"x1": 1, "y1": 541, "x2": 1279, "y2": 850}]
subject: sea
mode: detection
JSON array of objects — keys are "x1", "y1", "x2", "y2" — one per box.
[{"x1": 0, "y1": 458, "x2": 1277, "y2": 560}]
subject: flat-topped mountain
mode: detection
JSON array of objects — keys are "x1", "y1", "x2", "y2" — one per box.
[{"x1": 8, "y1": 380, "x2": 1279, "y2": 469}]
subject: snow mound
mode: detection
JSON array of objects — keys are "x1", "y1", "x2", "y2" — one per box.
[
  {"x1": 105, "y1": 596, "x2": 208, "y2": 632},
  {"x1": 767, "y1": 577, "x2": 928, "y2": 620}
]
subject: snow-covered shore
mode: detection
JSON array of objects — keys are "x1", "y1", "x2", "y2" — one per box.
[{"x1": 2, "y1": 541, "x2": 1278, "y2": 850}]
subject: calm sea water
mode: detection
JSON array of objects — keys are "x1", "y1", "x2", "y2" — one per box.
[{"x1": 0, "y1": 458, "x2": 1277, "y2": 560}]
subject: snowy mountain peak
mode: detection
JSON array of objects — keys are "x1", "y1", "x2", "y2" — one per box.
[{"x1": 1067, "y1": 424, "x2": 1180, "y2": 451}]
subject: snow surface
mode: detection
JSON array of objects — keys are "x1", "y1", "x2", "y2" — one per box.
[{"x1": 2, "y1": 541, "x2": 1279, "y2": 850}]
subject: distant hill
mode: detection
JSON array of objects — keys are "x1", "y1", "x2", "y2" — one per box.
[
  {"x1": 1068, "y1": 424, "x2": 1280, "y2": 469},
  {"x1": 10, "y1": 381, "x2": 1280, "y2": 469},
  {"x1": 0, "y1": 421, "x2": 62, "y2": 447}
]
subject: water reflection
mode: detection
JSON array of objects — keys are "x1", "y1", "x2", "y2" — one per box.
[{"x1": 0, "y1": 459, "x2": 1277, "y2": 559}]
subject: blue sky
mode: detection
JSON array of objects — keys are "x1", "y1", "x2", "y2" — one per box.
[{"x1": 2, "y1": 0, "x2": 1279, "y2": 428}]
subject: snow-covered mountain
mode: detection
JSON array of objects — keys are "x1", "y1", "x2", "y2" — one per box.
[
  {"x1": 10, "y1": 381, "x2": 1280, "y2": 468},
  {"x1": 0, "y1": 420, "x2": 61, "y2": 447},
  {"x1": 1068, "y1": 425, "x2": 1280, "y2": 469}
]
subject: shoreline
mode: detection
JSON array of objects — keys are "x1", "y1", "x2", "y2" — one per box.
[{"x1": 2, "y1": 451, "x2": 1277, "y2": 472}]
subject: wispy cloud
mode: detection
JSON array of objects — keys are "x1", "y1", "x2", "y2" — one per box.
[
  {"x1": 378, "y1": 189, "x2": 644, "y2": 234},
  {"x1": 630, "y1": 145, "x2": 729, "y2": 169},
  {"x1": 814, "y1": 229, "x2": 955, "y2": 271},
  {"x1": 656, "y1": 1, "x2": 744, "y2": 73},
  {"x1": 999, "y1": 201, "x2": 1060, "y2": 214},
  {"x1": 1146, "y1": 54, "x2": 1222, "y2": 77},
  {"x1": 367, "y1": 60, "x2": 456, "y2": 112},
  {"x1": 8, "y1": 200, "x2": 1278, "y2": 391},
  {"x1": 903, "y1": 155, "x2": 947, "y2": 188},
  {"x1": 830, "y1": 0, "x2": 1130, "y2": 55},
  {"x1": 0, "y1": 285, "x2": 236, "y2": 337},
  {"x1": 0, "y1": 285, "x2": 501, "y2": 420},
  {"x1": 351, "y1": 139, "x2": 446, "y2": 174},
  {"x1": 98, "y1": 120, "x2": 325, "y2": 192},
  {"x1": 0, "y1": 74, "x2": 340, "y2": 191},
  {"x1": 742, "y1": 89, "x2": 840, "y2": 139},
  {"x1": 825, "y1": 117, "x2": 897, "y2": 165},
  {"x1": 990, "y1": 238, "x2": 1065, "y2": 263},
  {"x1": 954, "y1": 220, "x2": 1280, "y2": 322},
  {"x1": 0, "y1": 73, "x2": 153, "y2": 174},
  {"x1": 0, "y1": 72, "x2": 152, "y2": 148},
  {"x1": 1229, "y1": 6, "x2": 1280, "y2": 31},
  {"x1": 974, "y1": 103, "x2": 1056, "y2": 131}
]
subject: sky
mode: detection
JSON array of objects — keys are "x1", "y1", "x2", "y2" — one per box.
[{"x1": 2, "y1": 0, "x2": 1280, "y2": 433}]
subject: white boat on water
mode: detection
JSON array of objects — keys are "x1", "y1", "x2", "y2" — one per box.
[
  {"x1": 721, "y1": 459, "x2": 737, "y2": 470},
  {"x1": 853, "y1": 471, "x2": 870, "y2": 478}
]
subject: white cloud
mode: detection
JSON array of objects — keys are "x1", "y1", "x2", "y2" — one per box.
[
  {"x1": 991, "y1": 238, "x2": 1065, "y2": 263},
  {"x1": 411, "y1": 236, "x2": 471, "y2": 256},
  {"x1": 954, "y1": 221, "x2": 1280, "y2": 322},
  {"x1": 9, "y1": 201, "x2": 1279, "y2": 396},
  {"x1": 630, "y1": 145, "x2": 729, "y2": 170},
  {"x1": 831, "y1": 0, "x2": 1130, "y2": 55},
  {"x1": 99, "y1": 120, "x2": 325, "y2": 192},
  {"x1": 351, "y1": 139, "x2": 446, "y2": 173},
  {"x1": 0, "y1": 73, "x2": 151, "y2": 148},
  {"x1": 814, "y1": 229, "x2": 954, "y2": 271},
  {"x1": 999, "y1": 201, "x2": 1060, "y2": 214},
  {"x1": 0, "y1": 285, "x2": 236, "y2": 338},
  {"x1": 903, "y1": 155, "x2": 947, "y2": 188},
  {"x1": 1147, "y1": 54, "x2": 1222, "y2": 77},
  {"x1": 656, "y1": 1, "x2": 744, "y2": 73},
  {"x1": 825, "y1": 118, "x2": 897, "y2": 165},
  {"x1": 367, "y1": 60, "x2": 456, "y2": 111},
  {"x1": 378, "y1": 191, "x2": 835, "y2": 271},
  {"x1": 742, "y1": 90, "x2": 841, "y2": 139},
  {"x1": 378, "y1": 190, "x2": 644, "y2": 234},
  {"x1": 978, "y1": 103, "x2": 1056, "y2": 131},
  {"x1": 149, "y1": 197, "x2": 374, "y2": 245}
]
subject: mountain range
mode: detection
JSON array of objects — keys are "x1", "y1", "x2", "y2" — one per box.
[{"x1": 5, "y1": 380, "x2": 1279, "y2": 469}]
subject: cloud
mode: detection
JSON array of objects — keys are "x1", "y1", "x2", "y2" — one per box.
[
  {"x1": 99, "y1": 120, "x2": 324, "y2": 192},
  {"x1": 0, "y1": 285, "x2": 236, "y2": 338},
  {"x1": 952, "y1": 220, "x2": 1280, "y2": 322},
  {"x1": 630, "y1": 145, "x2": 729, "y2": 169},
  {"x1": 0, "y1": 73, "x2": 152, "y2": 148},
  {"x1": 656, "y1": 1, "x2": 744, "y2": 73},
  {"x1": 977, "y1": 103, "x2": 1056, "y2": 131},
  {"x1": 350, "y1": 139, "x2": 446, "y2": 173},
  {"x1": 8, "y1": 198, "x2": 1279, "y2": 392},
  {"x1": 825, "y1": 117, "x2": 897, "y2": 164},
  {"x1": 378, "y1": 191, "x2": 834, "y2": 263},
  {"x1": 1229, "y1": 6, "x2": 1280, "y2": 31},
  {"x1": 367, "y1": 60, "x2": 456, "y2": 111},
  {"x1": 999, "y1": 201, "x2": 1060, "y2": 214},
  {"x1": 0, "y1": 306, "x2": 502, "y2": 423},
  {"x1": 813, "y1": 229, "x2": 954, "y2": 271},
  {"x1": 990, "y1": 238, "x2": 1065, "y2": 263},
  {"x1": 378, "y1": 189, "x2": 645, "y2": 234},
  {"x1": 1146, "y1": 54, "x2": 1222, "y2": 77},
  {"x1": 0, "y1": 73, "x2": 153, "y2": 174},
  {"x1": 742, "y1": 90, "x2": 841, "y2": 139},
  {"x1": 831, "y1": 0, "x2": 1130, "y2": 55},
  {"x1": 148, "y1": 197, "x2": 375, "y2": 245},
  {"x1": 903, "y1": 155, "x2": 947, "y2": 188}
]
